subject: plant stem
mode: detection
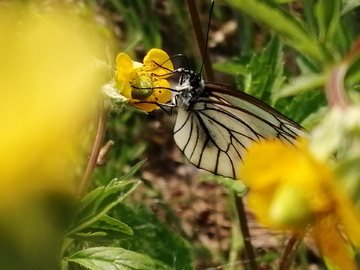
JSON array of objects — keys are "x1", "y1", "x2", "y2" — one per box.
[
  {"x1": 234, "y1": 193, "x2": 257, "y2": 270},
  {"x1": 77, "y1": 101, "x2": 108, "y2": 197},
  {"x1": 278, "y1": 234, "x2": 300, "y2": 270},
  {"x1": 185, "y1": 0, "x2": 215, "y2": 81},
  {"x1": 326, "y1": 63, "x2": 349, "y2": 109}
]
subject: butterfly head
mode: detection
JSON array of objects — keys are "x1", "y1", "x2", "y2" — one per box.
[
  {"x1": 175, "y1": 68, "x2": 204, "y2": 92},
  {"x1": 173, "y1": 68, "x2": 205, "y2": 109}
]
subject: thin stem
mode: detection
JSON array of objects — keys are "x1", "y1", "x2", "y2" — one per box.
[
  {"x1": 77, "y1": 101, "x2": 108, "y2": 197},
  {"x1": 234, "y1": 193, "x2": 258, "y2": 270},
  {"x1": 326, "y1": 37, "x2": 360, "y2": 108},
  {"x1": 185, "y1": 0, "x2": 215, "y2": 81},
  {"x1": 278, "y1": 234, "x2": 301, "y2": 270},
  {"x1": 326, "y1": 63, "x2": 349, "y2": 109}
]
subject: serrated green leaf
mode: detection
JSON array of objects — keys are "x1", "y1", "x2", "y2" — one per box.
[
  {"x1": 76, "y1": 160, "x2": 145, "y2": 217},
  {"x1": 66, "y1": 161, "x2": 144, "y2": 235},
  {"x1": 67, "y1": 180, "x2": 140, "y2": 235},
  {"x1": 244, "y1": 37, "x2": 284, "y2": 104},
  {"x1": 223, "y1": 0, "x2": 327, "y2": 66},
  {"x1": 71, "y1": 215, "x2": 134, "y2": 242},
  {"x1": 90, "y1": 215, "x2": 133, "y2": 235},
  {"x1": 68, "y1": 247, "x2": 172, "y2": 270},
  {"x1": 107, "y1": 159, "x2": 146, "y2": 186},
  {"x1": 276, "y1": 89, "x2": 327, "y2": 125},
  {"x1": 112, "y1": 203, "x2": 195, "y2": 270}
]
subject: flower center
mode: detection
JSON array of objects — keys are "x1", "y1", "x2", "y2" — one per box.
[{"x1": 130, "y1": 74, "x2": 154, "y2": 100}]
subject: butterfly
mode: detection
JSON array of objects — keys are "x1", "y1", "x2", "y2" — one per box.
[{"x1": 167, "y1": 68, "x2": 307, "y2": 179}]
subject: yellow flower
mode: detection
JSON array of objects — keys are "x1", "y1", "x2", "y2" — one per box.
[
  {"x1": 115, "y1": 49, "x2": 173, "y2": 112},
  {"x1": 240, "y1": 139, "x2": 360, "y2": 270}
]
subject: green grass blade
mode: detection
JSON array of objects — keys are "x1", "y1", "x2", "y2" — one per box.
[{"x1": 223, "y1": 0, "x2": 327, "y2": 66}]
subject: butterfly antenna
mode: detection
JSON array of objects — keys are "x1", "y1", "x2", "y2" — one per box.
[
  {"x1": 169, "y1": 54, "x2": 190, "y2": 70},
  {"x1": 199, "y1": 0, "x2": 215, "y2": 78},
  {"x1": 186, "y1": 0, "x2": 215, "y2": 81}
]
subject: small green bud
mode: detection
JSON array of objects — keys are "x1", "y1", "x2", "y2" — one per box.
[{"x1": 131, "y1": 76, "x2": 154, "y2": 100}]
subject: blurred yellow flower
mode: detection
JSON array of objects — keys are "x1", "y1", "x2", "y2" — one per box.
[
  {"x1": 240, "y1": 139, "x2": 360, "y2": 270},
  {"x1": 0, "y1": 2, "x2": 113, "y2": 270},
  {"x1": 115, "y1": 49, "x2": 173, "y2": 112}
]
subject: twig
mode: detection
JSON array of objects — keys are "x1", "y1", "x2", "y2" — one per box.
[
  {"x1": 234, "y1": 194, "x2": 258, "y2": 270},
  {"x1": 278, "y1": 234, "x2": 300, "y2": 270},
  {"x1": 77, "y1": 101, "x2": 108, "y2": 197},
  {"x1": 97, "y1": 140, "x2": 115, "y2": 166}
]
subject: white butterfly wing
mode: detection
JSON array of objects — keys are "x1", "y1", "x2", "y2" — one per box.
[{"x1": 173, "y1": 82, "x2": 307, "y2": 179}]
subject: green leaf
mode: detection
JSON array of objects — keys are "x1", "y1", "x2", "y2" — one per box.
[
  {"x1": 72, "y1": 232, "x2": 108, "y2": 241},
  {"x1": 299, "y1": 106, "x2": 328, "y2": 130},
  {"x1": 72, "y1": 215, "x2": 133, "y2": 242},
  {"x1": 223, "y1": 0, "x2": 327, "y2": 66},
  {"x1": 275, "y1": 73, "x2": 327, "y2": 98},
  {"x1": 213, "y1": 58, "x2": 247, "y2": 75},
  {"x1": 341, "y1": 0, "x2": 360, "y2": 15},
  {"x1": 112, "y1": 203, "x2": 195, "y2": 270},
  {"x1": 315, "y1": 0, "x2": 345, "y2": 56},
  {"x1": 108, "y1": 159, "x2": 146, "y2": 187},
  {"x1": 68, "y1": 247, "x2": 172, "y2": 270},
  {"x1": 275, "y1": 89, "x2": 327, "y2": 125},
  {"x1": 89, "y1": 215, "x2": 133, "y2": 235},
  {"x1": 315, "y1": 0, "x2": 337, "y2": 42},
  {"x1": 303, "y1": 0, "x2": 318, "y2": 36},
  {"x1": 243, "y1": 37, "x2": 284, "y2": 104},
  {"x1": 66, "y1": 160, "x2": 144, "y2": 235}
]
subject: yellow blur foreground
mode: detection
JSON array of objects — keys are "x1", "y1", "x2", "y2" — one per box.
[{"x1": 0, "y1": 3, "x2": 112, "y2": 270}]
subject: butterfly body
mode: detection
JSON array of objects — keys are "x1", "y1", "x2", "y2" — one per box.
[
  {"x1": 172, "y1": 70, "x2": 307, "y2": 179},
  {"x1": 173, "y1": 69, "x2": 205, "y2": 109}
]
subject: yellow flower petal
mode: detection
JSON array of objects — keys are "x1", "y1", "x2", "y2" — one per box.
[
  {"x1": 240, "y1": 140, "x2": 300, "y2": 190},
  {"x1": 119, "y1": 81, "x2": 132, "y2": 100},
  {"x1": 153, "y1": 79, "x2": 172, "y2": 103},
  {"x1": 247, "y1": 186, "x2": 279, "y2": 228},
  {"x1": 143, "y1": 48, "x2": 173, "y2": 77},
  {"x1": 116, "y1": 53, "x2": 133, "y2": 83},
  {"x1": 313, "y1": 216, "x2": 357, "y2": 270},
  {"x1": 131, "y1": 100, "x2": 158, "y2": 112},
  {"x1": 335, "y1": 190, "x2": 360, "y2": 247},
  {"x1": 241, "y1": 139, "x2": 335, "y2": 213}
]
